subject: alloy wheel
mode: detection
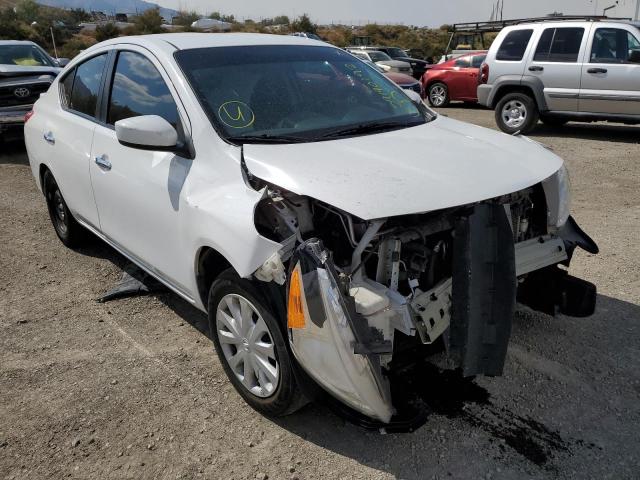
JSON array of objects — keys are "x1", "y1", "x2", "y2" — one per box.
[
  {"x1": 501, "y1": 100, "x2": 528, "y2": 129},
  {"x1": 215, "y1": 294, "x2": 279, "y2": 398},
  {"x1": 429, "y1": 85, "x2": 447, "y2": 106}
]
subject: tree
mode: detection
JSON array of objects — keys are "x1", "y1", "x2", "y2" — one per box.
[
  {"x1": 173, "y1": 10, "x2": 199, "y2": 27},
  {"x1": 133, "y1": 8, "x2": 163, "y2": 34},
  {"x1": 291, "y1": 14, "x2": 316, "y2": 33},
  {"x1": 95, "y1": 22, "x2": 120, "y2": 42},
  {"x1": 15, "y1": 0, "x2": 40, "y2": 23},
  {"x1": 209, "y1": 11, "x2": 221, "y2": 20},
  {"x1": 273, "y1": 15, "x2": 290, "y2": 25}
]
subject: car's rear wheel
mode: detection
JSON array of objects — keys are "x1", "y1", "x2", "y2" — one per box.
[
  {"x1": 208, "y1": 269, "x2": 306, "y2": 417},
  {"x1": 495, "y1": 92, "x2": 539, "y2": 134},
  {"x1": 43, "y1": 170, "x2": 88, "y2": 248},
  {"x1": 428, "y1": 82, "x2": 450, "y2": 107}
]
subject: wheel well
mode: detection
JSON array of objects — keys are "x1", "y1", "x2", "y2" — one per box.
[
  {"x1": 39, "y1": 164, "x2": 50, "y2": 192},
  {"x1": 195, "y1": 247, "x2": 233, "y2": 311},
  {"x1": 492, "y1": 85, "x2": 536, "y2": 108}
]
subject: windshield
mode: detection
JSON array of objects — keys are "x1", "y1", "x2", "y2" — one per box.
[
  {"x1": 367, "y1": 51, "x2": 391, "y2": 62},
  {"x1": 386, "y1": 47, "x2": 408, "y2": 58},
  {"x1": 0, "y1": 44, "x2": 54, "y2": 67},
  {"x1": 175, "y1": 45, "x2": 432, "y2": 144}
]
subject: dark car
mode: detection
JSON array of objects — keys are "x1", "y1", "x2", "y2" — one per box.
[
  {"x1": 368, "y1": 46, "x2": 431, "y2": 80},
  {"x1": 0, "y1": 40, "x2": 62, "y2": 139},
  {"x1": 421, "y1": 51, "x2": 487, "y2": 107}
]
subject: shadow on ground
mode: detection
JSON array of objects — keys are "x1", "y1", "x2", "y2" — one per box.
[{"x1": 529, "y1": 122, "x2": 640, "y2": 144}]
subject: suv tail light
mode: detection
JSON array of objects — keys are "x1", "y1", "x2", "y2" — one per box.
[
  {"x1": 24, "y1": 110, "x2": 35, "y2": 124},
  {"x1": 479, "y1": 63, "x2": 489, "y2": 84}
]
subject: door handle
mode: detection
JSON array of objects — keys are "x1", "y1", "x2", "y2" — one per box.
[
  {"x1": 528, "y1": 66, "x2": 544, "y2": 72},
  {"x1": 94, "y1": 154, "x2": 112, "y2": 171},
  {"x1": 43, "y1": 131, "x2": 55, "y2": 145},
  {"x1": 587, "y1": 68, "x2": 608, "y2": 74}
]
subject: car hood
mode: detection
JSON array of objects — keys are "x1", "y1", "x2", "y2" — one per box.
[
  {"x1": 243, "y1": 116, "x2": 563, "y2": 220},
  {"x1": 0, "y1": 64, "x2": 61, "y2": 78},
  {"x1": 384, "y1": 72, "x2": 417, "y2": 85}
]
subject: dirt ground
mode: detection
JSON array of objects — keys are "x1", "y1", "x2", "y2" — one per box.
[{"x1": 1, "y1": 107, "x2": 639, "y2": 480}]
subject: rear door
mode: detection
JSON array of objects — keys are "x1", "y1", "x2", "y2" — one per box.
[
  {"x1": 525, "y1": 26, "x2": 589, "y2": 111},
  {"x1": 36, "y1": 52, "x2": 108, "y2": 229},
  {"x1": 579, "y1": 25, "x2": 640, "y2": 114}
]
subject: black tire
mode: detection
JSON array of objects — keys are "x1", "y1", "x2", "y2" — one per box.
[
  {"x1": 42, "y1": 170, "x2": 88, "y2": 248},
  {"x1": 541, "y1": 115, "x2": 569, "y2": 127},
  {"x1": 208, "y1": 269, "x2": 306, "y2": 417},
  {"x1": 494, "y1": 92, "x2": 539, "y2": 134},
  {"x1": 427, "y1": 82, "x2": 450, "y2": 107}
]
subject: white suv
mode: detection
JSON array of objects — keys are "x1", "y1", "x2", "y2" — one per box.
[
  {"x1": 478, "y1": 19, "x2": 640, "y2": 133},
  {"x1": 24, "y1": 33, "x2": 598, "y2": 426}
]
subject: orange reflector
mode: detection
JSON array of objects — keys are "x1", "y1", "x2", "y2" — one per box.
[{"x1": 287, "y1": 266, "x2": 306, "y2": 329}]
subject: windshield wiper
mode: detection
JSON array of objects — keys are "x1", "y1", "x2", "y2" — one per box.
[
  {"x1": 227, "y1": 133, "x2": 309, "y2": 144},
  {"x1": 318, "y1": 120, "x2": 423, "y2": 139}
]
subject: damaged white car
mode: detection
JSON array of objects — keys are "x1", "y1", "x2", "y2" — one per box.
[{"x1": 25, "y1": 34, "x2": 598, "y2": 426}]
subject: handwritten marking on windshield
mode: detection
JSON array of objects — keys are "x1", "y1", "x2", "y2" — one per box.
[
  {"x1": 218, "y1": 101, "x2": 255, "y2": 129},
  {"x1": 344, "y1": 63, "x2": 412, "y2": 109}
]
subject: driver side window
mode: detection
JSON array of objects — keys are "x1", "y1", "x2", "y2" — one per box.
[
  {"x1": 591, "y1": 28, "x2": 640, "y2": 64},
  {"x1": 107, "y1": 51, "x2": 178, "y2": 128}
]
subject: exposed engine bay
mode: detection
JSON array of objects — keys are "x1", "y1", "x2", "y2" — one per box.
[{"x1": 248, "y1": 169, "x2": 598, "y2": 425}]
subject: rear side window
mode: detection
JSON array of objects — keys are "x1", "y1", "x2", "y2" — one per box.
[
  {"x1": 591, "y1": 28, "x2": 640, "y2": 63},
  {"x1": 534, "y1": 28, "x2": 585, "y2": 62},
  {"x1": 107, "y1": 51, "x2": 178, "y2": 128},
  {"x1": 472, "y1": 55, "x2": 486, "y2": 68},
  {"x1": 496, "y1": 29, "x2": 533, "y2": 61},
  {"x1": 68, "y1": 54, "x2": 107, "y2": 118},
  {"x1": 454, "y1": 56, "x2": 471, "y2": 67}
]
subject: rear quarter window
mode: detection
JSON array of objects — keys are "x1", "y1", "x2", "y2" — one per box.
[{"x1": 496, "y1": 29, "x2": 534, "y2": 61}]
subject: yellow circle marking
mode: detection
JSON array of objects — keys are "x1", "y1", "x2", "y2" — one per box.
[{"x1": 218, "y1": 101, "x2": 255, "y2": 129}]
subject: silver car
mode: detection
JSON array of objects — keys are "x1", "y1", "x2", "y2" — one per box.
[
  {"x1": 347, "y1": 48, "x2": 413, "y2": 75},
  {"x1": 477, "y1": 19, "x2": 640, "y2": 133}
]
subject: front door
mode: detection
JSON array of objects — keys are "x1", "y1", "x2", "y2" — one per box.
[
  {"x1": 525, "y1": 26, "x2": 589, "y2": 112},
  {"x1": 447, "y1": 55, "x2": 477, "y2": 100},
  {"x1": 579, "y1": 26, "x2": 640, "y2": 115},
  {"x1": 89, "y1": 48, "x2": 194, "y2": 298}
]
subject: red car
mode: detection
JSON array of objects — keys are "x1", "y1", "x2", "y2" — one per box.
[{"x1": 421, "y1": 51, "x2": 487, "y2": 107}]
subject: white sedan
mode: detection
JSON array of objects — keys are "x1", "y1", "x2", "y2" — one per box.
[{"x1": 24, "y1": 33, "x2": 598, "y2": 426}]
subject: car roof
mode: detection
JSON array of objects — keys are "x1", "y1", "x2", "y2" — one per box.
[
  {"x1": 98, "y1": 32, "x2": 328, "y2": 50},
  {"x1": 0, "y1": 40, "x2": 39, "y2": 46},
  {"x1": 505, "y1": 19, "x2": 639, "y2": 29}
]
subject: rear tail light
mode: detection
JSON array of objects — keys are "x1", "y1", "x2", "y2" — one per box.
[
  {"x1": 479, "y1": 63, "x2": 489, "y2": 84},
  {"x1": 24, "y1": 110, "x2": 35, "y2": 123}
]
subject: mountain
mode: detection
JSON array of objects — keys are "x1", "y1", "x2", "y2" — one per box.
[{"x1": 36, "y1": 0, "x2": 178, "y2": 20}]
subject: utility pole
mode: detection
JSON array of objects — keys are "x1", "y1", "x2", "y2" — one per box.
[
  {"x1": 634, "y1": 0, "x2": 639, "y2": 20},
  {"x1": 50, "y1": 26, "x2": 58, "y2": 59}
]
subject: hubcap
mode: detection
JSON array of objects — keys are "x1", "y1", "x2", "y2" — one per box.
[
  {"x1": 216, "y1": 294, "x2": 279, "y2": 398},
  {"x1": 430, "y1": 85, "x2": 446, "y2": 106},
  {"x1": 501, "y1": 100, "x2": 528, "y2": 129}
]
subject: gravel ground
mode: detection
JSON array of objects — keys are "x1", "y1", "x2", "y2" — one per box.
[{"x1": 1, "y1": 107, "x2": 639, "y2": 480}]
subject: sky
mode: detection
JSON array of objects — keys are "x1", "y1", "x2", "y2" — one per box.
[{"x1": 159, "y1": 0, "x2": 640, "y2": 26}]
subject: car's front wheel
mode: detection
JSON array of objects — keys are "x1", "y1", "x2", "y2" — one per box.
[
  {"x1": 495, "y1": 92, "x2": 539, "y2": 134},
  {"x1": 427, "y1": 82, "x2": 450, "y2": 107},
  {"x1": 208, "y1": 269, "x2": 306, "y2": 417},
  {"x1": 42, "y1": 170, "x2": 88, "y2": 248}
]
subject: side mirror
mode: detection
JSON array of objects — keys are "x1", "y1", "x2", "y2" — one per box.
[
  {"x1": 629, "y1": 49, "x2": 640, "y2": 64},
  {"x1": 55, "y1": 58, "x2": 70, "y2": 67},
  {"x1": 403, "y1": 88, "x2": 423, "y2": 106},
  {"x1": 115, "y1": 115, "x2": 183, "y2": 153}
]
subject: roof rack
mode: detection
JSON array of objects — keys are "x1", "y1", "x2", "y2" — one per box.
[
  {"x1": 443, "y1": 15, "x2": 633, "y2": 56},
  {"x1": 450, "y1": 15, "x2": 632, "y2": 34}
]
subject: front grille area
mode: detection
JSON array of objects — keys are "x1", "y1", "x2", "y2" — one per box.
[
  {"x1": 402, "y1": 82, "x2": 422, "y2": 94},
  {"x1": 0, "y1": 81, "x2": 52, "y2": 107}
]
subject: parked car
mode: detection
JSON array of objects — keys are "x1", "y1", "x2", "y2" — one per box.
[
  {"x1": 25, "y1": 33, "x2": 598, "y2": 426},
  {"x1": 291, "y1": 32, "x2": 323, "y2": 41},
  {"x1": 0, "y1": 40, "x2": 63, "y2": 139},
  {"x1": 351, "y1": 45, "x2": 431, "y2": 79},
  {"x1": 422, "y1": 51, "x2": 487, "y2": 107},
  {"x1": 346, "y1": 48, "x2": 413, "y2": 75},
  {"x1": 478, "y1": 18, "x2": 640, "y2": 133},
  {"x1": 363, "y1": 59, "x2": 422, "y2": 96}
]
